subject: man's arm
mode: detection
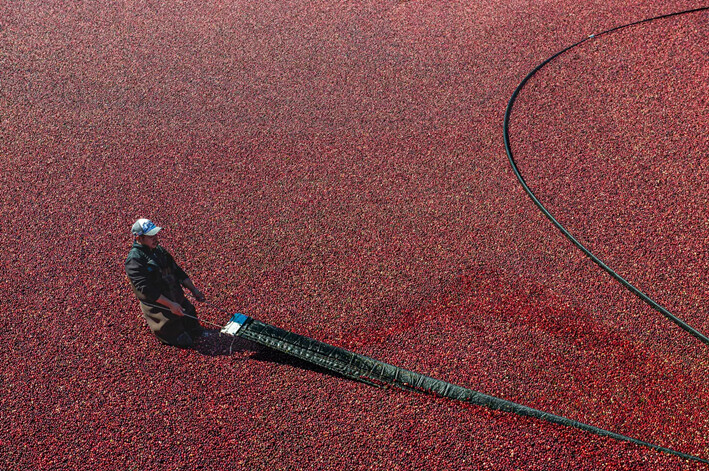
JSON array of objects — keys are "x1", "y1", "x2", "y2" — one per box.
[
  {"x1": 163, "y1": 249, "x2": 205, "y2": 302},
  {"x1": 156, "y1": 294, "x2": 187, "y2": 316},
  {"x1": 181, "y1": 278, "x2": 206, "y2": 302},
  {"x1": 125, "y1": 254, "x2": 162, "y2": 302}
]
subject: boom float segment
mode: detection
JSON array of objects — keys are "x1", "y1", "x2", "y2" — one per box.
[
  {"x1": 221, "y1": 314, "x2": 708, "y2": 464},
  {"x1": 503, "y1": 6, "x2": 709, "y2": 346}
]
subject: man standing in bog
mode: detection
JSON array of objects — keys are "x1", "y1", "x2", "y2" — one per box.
[{"x1": 125, "y1": 218, "x2": 206, "y2": 347}]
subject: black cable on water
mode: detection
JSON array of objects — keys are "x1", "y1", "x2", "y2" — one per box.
[{"x1": 503, "y1": 6, "x2": 709, "y2": 345}]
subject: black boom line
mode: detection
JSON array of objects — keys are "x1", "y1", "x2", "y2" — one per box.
[
  {"x1": 212, "y1": 314, "x2": 709, "y2": 464},
  {"x1": 503, "y1": 6, "x2": 709, "y2": 345}
]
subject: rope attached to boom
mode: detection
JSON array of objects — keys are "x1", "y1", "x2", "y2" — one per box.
[{"x1": 503, "y1": 7, "x2": 709, "y2": 345}]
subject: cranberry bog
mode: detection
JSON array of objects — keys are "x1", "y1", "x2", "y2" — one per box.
[{"x1": 1, "y1": 1, "x2": 707, "y2": 469}]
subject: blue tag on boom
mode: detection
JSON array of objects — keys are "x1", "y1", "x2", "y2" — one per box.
[{"x1": 220, "y1": 313, "x2": 249, "y2": 336}]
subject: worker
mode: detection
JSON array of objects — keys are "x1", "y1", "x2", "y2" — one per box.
[{"x1": 125, "y1": 218, "x2": 206, "y2": 347}]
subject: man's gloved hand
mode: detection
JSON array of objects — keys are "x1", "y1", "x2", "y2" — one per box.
[
  {"x1": 192, "y1": 288, "x2": 206, "y2": 302},
  {"x1": 170, "y1": 301, "x2": 187, "y2": 316}
]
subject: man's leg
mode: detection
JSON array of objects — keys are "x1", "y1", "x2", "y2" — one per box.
[
  {"x1": 142, "y1": 303, "x2": 196, "y2": 347},
  {"x1": 172, "y1": 331, "x2": 194, "y2": 348},
  {"x1": 180, "y1": 299, "x2": 204, "y2": 338}
]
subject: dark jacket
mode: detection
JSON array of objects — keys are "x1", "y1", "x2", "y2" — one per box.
[{"x1": 125, "y1": 242, "x2": 189, "y2": 305}]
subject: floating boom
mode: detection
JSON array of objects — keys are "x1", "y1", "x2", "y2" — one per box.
[{"x1": 221, "y1": 313, "x2": 707, "y2": 465}]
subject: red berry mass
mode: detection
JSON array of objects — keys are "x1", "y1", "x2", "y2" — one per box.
[{"x1": 1, "y1": 1, "x2": 706, "y2": 469}]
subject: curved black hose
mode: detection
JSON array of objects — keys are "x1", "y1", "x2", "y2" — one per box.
[{"x1": 503, "y1": 6, "x2": 709, "y2": 345}]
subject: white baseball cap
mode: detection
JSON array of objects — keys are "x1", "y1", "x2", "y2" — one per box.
[{"x1": 131, "y1": 218, "x2": 162, "y2": 236}]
